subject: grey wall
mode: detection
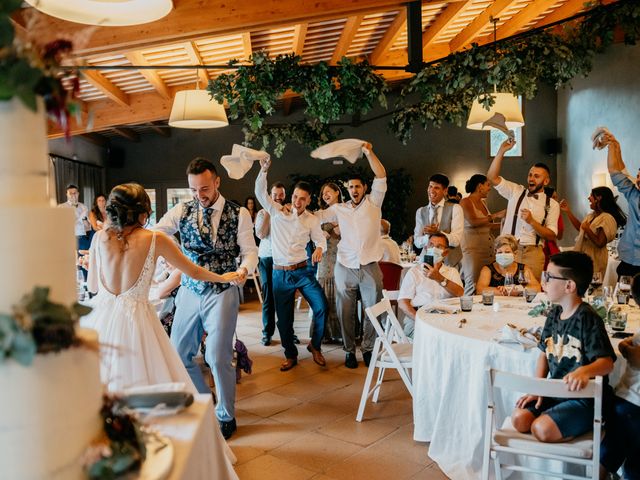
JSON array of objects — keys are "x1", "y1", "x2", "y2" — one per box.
[
  {"x1": 106, "y1": 87, "x2": 558, "y2": 239},
  {"x1": 557, "y1": 43, "x2": 640, "y2": 246}
]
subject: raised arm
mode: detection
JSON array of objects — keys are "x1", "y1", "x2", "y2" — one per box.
[
  {"x1": 155, "y1": 233, "x2": 239, "y2": 284},
  {"x1": 363, "y1": 142, "x2": 385, "y2": 179},
  {"x1": 487, "y1": 139, "x2": 516, "y2": 186},
  {"x1": 604, "y1": 133, "x2": 626, "y2": 174},
  {"x1": 254, "y1": 158, "x2": 282, "y2": 216}
]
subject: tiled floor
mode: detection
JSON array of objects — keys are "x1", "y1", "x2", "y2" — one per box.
[{"x1": 227, "y1": 297, "x2": 449, "y2": 480}]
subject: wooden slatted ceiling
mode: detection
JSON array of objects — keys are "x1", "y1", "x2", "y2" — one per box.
[{"x1": 37, "y1": 0, "x2": 612, "y2": 138}]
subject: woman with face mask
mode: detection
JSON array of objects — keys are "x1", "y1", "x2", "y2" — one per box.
[
  {"x1": 476, "y1": 234, "x2": 541, "y2": 295},
  {"x1": 559, "y1": 186, "x2": 626, "y2": 276}
]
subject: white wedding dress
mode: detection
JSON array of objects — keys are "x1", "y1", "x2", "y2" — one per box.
[{"x1": 82, "y1": 231, "x2": 196, "y2": 393}]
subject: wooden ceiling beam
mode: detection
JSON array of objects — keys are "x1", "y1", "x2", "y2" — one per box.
[
  {"x1": 369, "y1": 9, "x2": 407, "y2": 65},
  {"x1": 494, "y1": 0, "x2": 558, "y2": 39},
  {"x1": 124, "y1": 51, "x2": 171, "y2": 100},
  {"x1": 449, "y1": 0, "x2": 517, "y2": 52},
  {"x1": 148, "y1": 122, "x2": 171, "y2": 137},
  {"x1": 183, "y1": 42, "x2": 209, "y2": 86},
  {"x1": 292, "y1": 23, "x2": 308, "y2": 55},
  {"x1": 331, "y1": 15, "x2": 365, "y2": 64},
  {"x1": 81, "y1": 70, "x2": 130, "y2": 107},
  {"x1": 47, "y1": 87, "x2": 192, "y2": 139},
  {"x1": 242, "y1": 32, "x2": 253, "y2": 60},
  {"x1": 79, "y1": 132, "x2": 110, "y2": 147},
  {"x1": 422, "y1": 1, "x2": 469, "y2": 54},
  {"x1": 113, "y1": 127, "x2": 140, "y2": 142},
  {"x1": 22, "y1": 0, "x2": 439, "y2": 57},
  {"x1": 533, "y1": 0, "x2": 589, "y2": 28}
]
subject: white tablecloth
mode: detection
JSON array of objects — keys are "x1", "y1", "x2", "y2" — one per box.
[
  {"x1": 412, "y1": 296, "x2": 635, "y2": 480},
  {"x1": 149, "y1": 394, "x2": 238, "y2": 480}
]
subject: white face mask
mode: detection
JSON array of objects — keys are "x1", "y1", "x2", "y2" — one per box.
[
  {"x1": 426, "y1": 247, "x2": 444, "y2": 265},
  {"x1": 495, "y1": 252, "x2": 515, "y2": 268}
]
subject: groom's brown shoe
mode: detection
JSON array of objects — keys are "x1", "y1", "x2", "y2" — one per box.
[
  {"x1": 307, "y1": 344, "x2": 326, "y2": 367},
  {"x1": 280, "y1": 358, "x2": 298, "y2": 371}
]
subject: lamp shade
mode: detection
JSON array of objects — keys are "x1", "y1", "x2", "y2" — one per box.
[
  {"x1": 25, "y1": 0, "x2": 173, "y2": 26},
  {"x1": 467, "y1": 92, "x2": 524, "y2": 130},
  {"x1": 169, "y1": 90, "x2": 229, "y2": 129}
]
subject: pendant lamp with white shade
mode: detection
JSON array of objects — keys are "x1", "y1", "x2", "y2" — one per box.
[
  {"x1": 169, "y1": 89, "x2": 229, "y2": 129},
  {"x1": 466, "y1": 17, "x2": 524, "y2": 132},
  {"x1": 25, "y1": 0, "x2": 173, "y2": 27}
]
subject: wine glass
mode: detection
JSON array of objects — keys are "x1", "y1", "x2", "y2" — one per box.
[
  {"x1": 603, "y1": 285, "x2": 615, "y2": 315},
  {"x1": 517, "y1": 269, "x2": 528, "y2": 296},
  {"x1": 504, "y1": 273, "x2": 515, "y2": 297},
  {"x1": 590, "y1": 272, "x2": 603, "y2": 296}
]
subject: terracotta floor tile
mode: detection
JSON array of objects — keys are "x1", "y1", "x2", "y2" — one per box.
[
  {"x1": 364, "y1": 424, "x2": 432, "y2": 466},
  {"x1": 234, "y1": 454, "x2": 317, "y2": 480},
  {"x1": 270, "y1": 402, "x2": 347, "y2": 431},
  {"x1": 227, "y1": 417, "x2": 305, "y2": 452},
  {"x1": 270, "y1": 431, "x2": 364, "y2": 473},
  {"x1": 323, "y1": 449, "x2": 424, "y2": 480},
  {"x1": 407, "y1": 463, "x2": 450, "y2": 479},
  {"x1": 317, "y1": 414, "x2": 398, "y2": 447},
  {"x1": 236, "y1": 391, "x2": 302, "y2": 418}
]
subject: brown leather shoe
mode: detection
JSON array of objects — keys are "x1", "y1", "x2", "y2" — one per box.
[
  {"x1": 280, "y1": 358, "x2": 298, "y2": 371},
  {"x1": 307, "y1": 344, "x2": 326, "y2": 367}
]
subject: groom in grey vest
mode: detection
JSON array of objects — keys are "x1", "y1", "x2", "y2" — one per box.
[
  {"x1": 155, "y1": 158, "x2": 258, "y2": 439},
  {"x1": 413, "y1": 173, "x2": 464, "y2": 268}
]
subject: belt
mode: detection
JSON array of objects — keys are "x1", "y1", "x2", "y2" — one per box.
[{"x1": 273, "y1": 260, "x2": 308, "y2": 271}]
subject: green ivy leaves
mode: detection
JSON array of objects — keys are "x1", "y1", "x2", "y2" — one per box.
[{"x1": 208, "y1": 52, "x2": 387, "y2": 157}]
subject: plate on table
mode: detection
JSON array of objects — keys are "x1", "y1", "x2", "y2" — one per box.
[{"x1": 139, "y1": 432, "x2": 174, "y2": 480}]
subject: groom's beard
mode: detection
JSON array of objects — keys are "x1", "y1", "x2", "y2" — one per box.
[{"x1": 197, "y1": 191, "x2": 220, "y2": 208}]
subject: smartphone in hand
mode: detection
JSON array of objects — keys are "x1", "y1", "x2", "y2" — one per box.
[{"x1": 423, "y1": 254, "x2": 434, "y2": 267}]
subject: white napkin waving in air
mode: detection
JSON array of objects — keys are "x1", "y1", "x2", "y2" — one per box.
[
  {"x1": 311, "y1": 139, "x2": 366, "y2": 164},
  {"x1": 220, "y1": 144, "x2": 270, "y2": 180},
  {"x1": 591, "y1": 126, "x2": 611, "y2": 150}
]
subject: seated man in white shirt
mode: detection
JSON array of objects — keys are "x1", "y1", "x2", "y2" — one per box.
[
  {"x1": 380, "y1": 219, "x2": 401, "y2": 265},
  {"x1": 398, "y1": 233, "x2": 464, "y2": 338}
]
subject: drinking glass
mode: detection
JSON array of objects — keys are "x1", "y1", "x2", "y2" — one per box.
[
  {"x1": 524, "y1": 288, "x2": 537, "y2": 303},
  {"x1": 619, "y1": 275, "x2": 632, "y2": 293},
  {"x1": 590, "y1": 272, "x2": 603, "y2": 295},
  {"x1": 609, "y1": 309, "x2": 628, "y2": 331},
  {"x1": 504, "y1": 274, "x2": 515, "y2": 297},
  {"x1": 460, "y1": 296, "x2": 473, "y2": 312},
  {"x1": 482, "y1": 290, "x2": 494, "y2": 306},
  {"x1": 517, "y1": 269, "x2": 528, "y2": 288}
]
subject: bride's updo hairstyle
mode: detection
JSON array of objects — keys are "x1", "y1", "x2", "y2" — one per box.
[{"x1": 105, "y1": 183, "x2": 152, "y2": 234}]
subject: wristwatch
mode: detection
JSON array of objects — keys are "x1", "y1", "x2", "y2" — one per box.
[{"x1": 440, "y1": 278, "x2": 448, "y2": 287}]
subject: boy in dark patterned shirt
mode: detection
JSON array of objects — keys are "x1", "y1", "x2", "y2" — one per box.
[{"x1": 511, "y1": 251, "x2": 616, "y2": 442}]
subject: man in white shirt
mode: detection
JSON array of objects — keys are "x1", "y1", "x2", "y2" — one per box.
[
  {"x1": 398, "y1": 233, "x2": 464, "y2": 338},
  {"x1": 380, "y1": 219, "x2": 401, "y2": 265},
  {"x1": 255, "y1": 181, "x2": 286, "y2": 346},
  {"x1": 58, "y1": 183, "x2": 91, "y2": 251},
  {"x1": 414, "y1": 174, "x2": 464, "y2": 268},
  {"x1": 318, "y1": 142, "x2": 386, "y2": 369},
  {"x1": 255, "y1": 157, "x2": 328, "y2": 372},
  {"x1": 487, "y1": 139, "x2": 559, "y2": 281},
  {"x1": 154, "y1": 158, "x2": 258, "y2": 440}
]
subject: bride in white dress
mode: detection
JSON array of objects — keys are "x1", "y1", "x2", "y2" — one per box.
[{"x1": 82, "y1": 183, "x2": 239, "y2": 393}]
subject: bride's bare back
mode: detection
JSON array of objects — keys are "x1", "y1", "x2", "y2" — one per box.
[{"x1": 97, "y1": 228, "x2": 155, "y2": 295}]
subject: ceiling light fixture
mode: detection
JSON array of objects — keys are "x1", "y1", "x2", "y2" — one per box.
[
  {"x1": 466, "y1": 17, "x2": 524, "y2": 132},
  {"x1": 25, "y1": 0, "x2": 173, "y2": 27},
  {"x1": 168, "y1": 80, "x2": 228, "y2": 129}
]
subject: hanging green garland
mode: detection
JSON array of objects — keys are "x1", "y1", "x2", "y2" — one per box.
[{"x1": 207, "y1": 0, "x2": 640, "y2": 155}]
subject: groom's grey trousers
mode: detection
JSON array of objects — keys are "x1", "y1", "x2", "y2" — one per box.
[{"x1": 171, "y1": 285, "x2": 238, "y2": 422}]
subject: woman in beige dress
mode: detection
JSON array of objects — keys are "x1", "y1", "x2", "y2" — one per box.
[
  {"x1": 459, "y1": 174, "x2": 504, "y2": 295},
  {"x1": 559, "y1": 186, "x2": 626, "y2": 275}
]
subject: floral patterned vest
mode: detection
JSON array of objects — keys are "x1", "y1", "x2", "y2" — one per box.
[{"x1": 179, "y1": 199, "x2": 240, "y2": 294}]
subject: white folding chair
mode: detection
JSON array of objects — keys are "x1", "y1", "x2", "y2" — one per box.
[
  {"x1": 356, "y1": 298, "x2": 413, "y2": 422},
  {"x1": 482, "y1": 368, "x2": 603, "y2": 480}
]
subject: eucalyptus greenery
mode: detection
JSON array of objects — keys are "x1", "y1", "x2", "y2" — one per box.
[
  {"x1": 392, "y1": 0, "x2": 640, "y2": 143},
  {"x1": 207, "y1": 0, "x2": 640, "y2": 153},
  {"x1": 208, "y1": 53, "x2": 387, "y2": 156}
]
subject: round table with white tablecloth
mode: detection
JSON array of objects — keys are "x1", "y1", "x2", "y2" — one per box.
[{"x1": 412, "y1": 295, "x2": 635, "y2": 480}]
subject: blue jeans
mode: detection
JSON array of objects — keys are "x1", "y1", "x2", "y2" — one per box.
[
  {"x1": 601, "y1": 396, "x2": 640, "y2": 479},
  {"x1": 272, "y1": 267, "x2": 327, "y2": 359},
  {"x1": 258, "y1": 256, "x2": 276, "y2": 337}
]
